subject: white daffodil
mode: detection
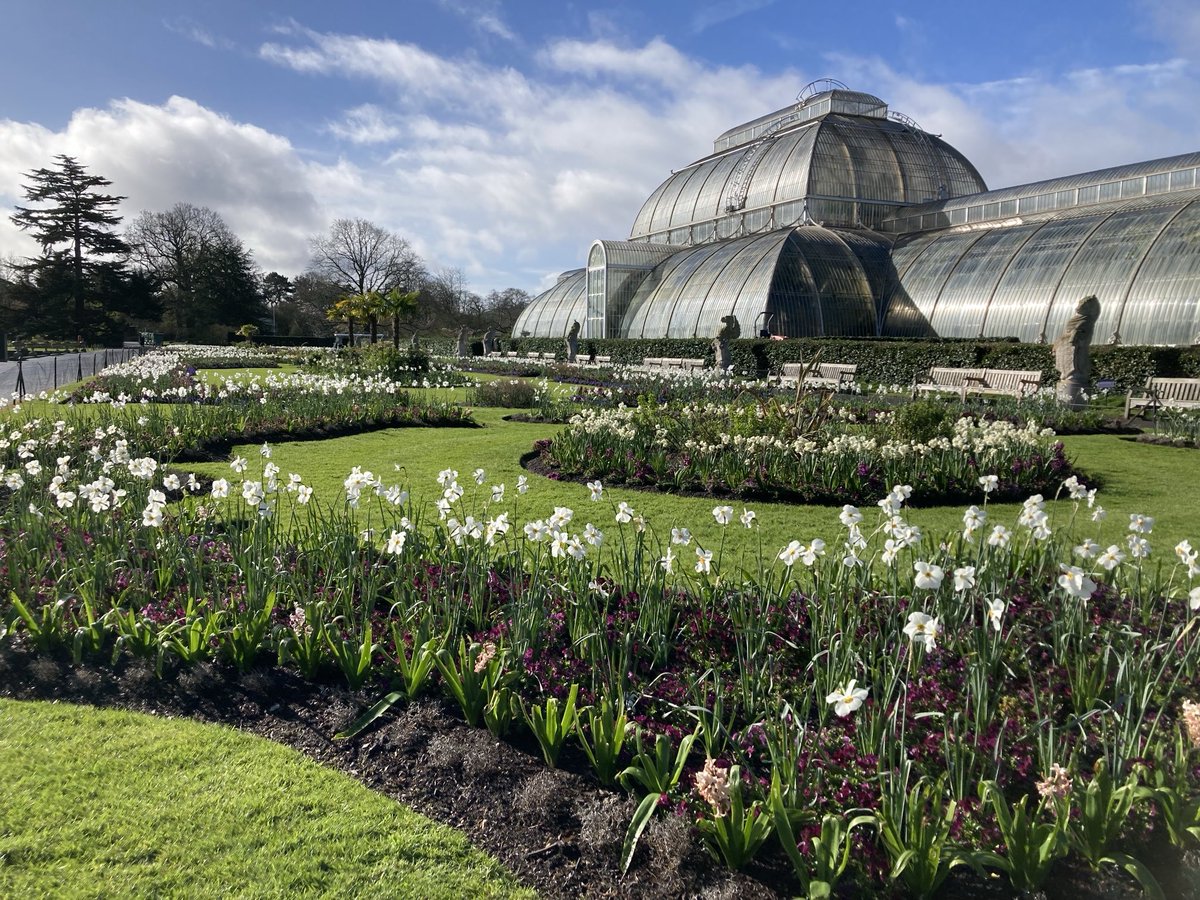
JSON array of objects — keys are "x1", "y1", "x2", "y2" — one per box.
[
  {"x1": 660, "y1": 548, "x2": 675, "y2": 573},
  {"x1": 211, "y1": 478, "x2": 230, "y2": 499},
  {"x1": 1127, "y1": 535, "x2": 1151, "y2": 559},
  {"x1": 584, "y1": 523, "x2": 603, "y2": 546},
  {"x1": 517, "y1": 474, "x2": 529, "y2": 494},
  {"x1": 712, "y1": 505, "x2": 734, "y2": 526},
  {"x1": 801, "y1": 539, "x2": 826, "y2": 566},
  {"x1": 586, "y1": 480, "x2": 603, "y2": 501},
  {"x1": 386, "y1": 530, "x2": 407, "y2": 554},
  {"x1": 903, "y1": 611, "x2": 941, "y2": 650},
  {"x1": 839, "y1": 504, "x2": 863, "y2": 527},
  {"x1": 473, "y1": 468, "x2": 486, "y2": 485},
  {"x1": 671, "y1": 527, "x2": 692, "y2": 546},
  {"x1": 1062, "y1": 475, "x2": 1088, "y2": 500},
  {"x1": 826, "y1": 679, "x2": 869, "y2": 717},
  {"x1": 695, "y1": 548, "x2": 713, "y2": 574},
  {"x1": 778, "y1": 540, "x2": 803, "y2": 567},
  {"x1": 1129, "y1": 513, "x2": 1155, "y2": 535},
  {"x1": 491, "y1": 484, "x2": 505, "y2": 502},
  {"x1": 985, "y1": 598, "x2": 1005, "y2": 631},
  {"x1": 1097, "y1": 544, "x2": 1124, "y2": 570},
  {"x1": 485, "y1": 513, "x2": 510, "y2": 545},
  {"x1": 524, "y1": 519, "x2": 550, "y2": 542},
  {"x1": 913, "y1": 561, "x2": 945, "y2": 590},
  {"x1": 987, "y1": 525, "x2": 1012, "y2": 548},
  {"x1": 1057, "y1": 564, "x2": 1097, "y2": 600},
  {"x1": 297, "y1": 485, "x2": 313, "y2": 504},
  {"x1": 953, "y1": 566, "x2": 976, "y2": 592},
  {"x1": 615, "y1": 502, "x2": 634, "y2": 524},
  {"x1": 437, "y1": 468, "x2": 458, "y2": 487},
  {"x1": 740, "y1": 508, "x2": 756, "y2": 528},
  {"x1": 1190, "y1": 586, "x2": 1200, "y2": 611},
  {"x1": 1074, "y1": 539, "x2": 1100, "y2": 559},
  {"x1": 241, "y1": 481, "x2": 265, "y2": 505},
  {"x1": 979, "y1": 474, "x2": 999, "y2": 493},
  {"x1": 566, "y1": 536, "x2": 587, "y2": 561}
]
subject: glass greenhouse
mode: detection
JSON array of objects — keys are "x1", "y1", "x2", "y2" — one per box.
[{"x1": 512, "y1": 86, "x2": 1200, "y2": 345}]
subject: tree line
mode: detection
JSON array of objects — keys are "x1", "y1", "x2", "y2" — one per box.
[{"x1": 0, "y1": 155, "x2": 530, "y2": 346}]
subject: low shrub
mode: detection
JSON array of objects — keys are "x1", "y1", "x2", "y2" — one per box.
[{"x1": 470, "y1": 378, "x2": 538, "y2": 408}]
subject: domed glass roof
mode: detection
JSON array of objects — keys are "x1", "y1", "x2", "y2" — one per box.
[{"x1": 629, "y1": 90, "x2": 985, "y2": 243}]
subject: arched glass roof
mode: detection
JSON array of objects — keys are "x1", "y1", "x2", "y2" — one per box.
[
  {"x1": 511, "y1": 269, "x2": 587, "y2": 338},
  {"x1": 884, "y1": 189, "x2": 1200, "y2": 344},
  {"x1": 620, "y1": 228, "x2": 886, "y2": 339}
]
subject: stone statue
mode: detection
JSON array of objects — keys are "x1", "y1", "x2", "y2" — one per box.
[
  {"x1": 456, "y1": 326, "x2": 469, "y2": 358},
  {"x1": 409, "y1": 331, "x2": 420, "y2": 351},
  {"x1": 713, "y1": 314, "x2": 740, "y2": 372},
  {"x1": 483, "y1": 327, "x2": 498, "y2": 355},
  {"x1": 565, "y1": 320, "x2": 580, "y2": 363},
  {"x1": 1052, "y1": 295, "x2": 1100, "y2": 410}
]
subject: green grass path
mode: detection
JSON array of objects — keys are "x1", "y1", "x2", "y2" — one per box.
[
  {"x1": 187, "y1": 406, "x2": 1200, "y2": 555},
  {"x1": 0, "y1": 700, "x2": 534, "y2": 900}
]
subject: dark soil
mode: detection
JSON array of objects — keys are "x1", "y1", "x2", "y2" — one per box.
[{"x1": 1, "y1": 642, "x2": 1193, "y2": 899}]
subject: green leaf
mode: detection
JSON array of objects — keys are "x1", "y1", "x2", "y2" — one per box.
[
  {"x1": 334, "y1": 691, "x2": 404, "y2": 740},
  {"x1": 620, "y1": 792, "x2": 661, "y2": 875}
]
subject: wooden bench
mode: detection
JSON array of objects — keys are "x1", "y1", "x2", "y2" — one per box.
[
  {"x1": 1125, "y1": 377, "x2": 1200, "y2": 418},
  {"x1": 916, "y1": 367, "x2": 1042, "y2": 401},
  {"x1": 632, "y1": 356, "x2": 707, "y2": 373},
  {"x1": 780, "y1": 362, "x2": 858, "y2": 390}
]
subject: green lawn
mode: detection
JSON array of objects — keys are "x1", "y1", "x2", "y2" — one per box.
[
  {"x1": 184, "y1": 403, "x2": 1199, "y2": 557},
  {"x1": 0, "y1": 700, "x2": 533, "y2": 900}
]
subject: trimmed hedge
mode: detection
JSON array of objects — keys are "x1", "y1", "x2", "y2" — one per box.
[{"x1": 505, "y1": 336, "x2": 1200, "y2": 391}]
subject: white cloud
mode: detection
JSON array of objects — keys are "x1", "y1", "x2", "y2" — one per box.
[
  {"x1": 327, "y1": 105, "x2": 403, "y2": 145},
  {"x1": 828, "y1": 53, "x2": 1200, "y2": 189},
  {"x1": 690, "y1": 0, "x2": 777, "y2": 34},
  {"x1": 0, "y1": 97, "x2": 323, "y2": 274},
  {"x1": 541, "y1": 38, "x2": 698, "y2": 89},
  {"x1": 163, "y1": 18, "x2": 233, "y2": 50},
  {"x1": 436, "y1": 0, "x2": 517, "y2": 42},
  {"x1": 5, "y1": 28, "x2": 1199, "y2": 302}
]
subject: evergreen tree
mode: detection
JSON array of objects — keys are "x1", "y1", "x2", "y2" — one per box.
[{"x1": 10, "y1": 155, "x2": 129, "y2": 339}]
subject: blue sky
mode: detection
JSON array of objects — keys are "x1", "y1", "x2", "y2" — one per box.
[{"x1": 2, "y1": 0, "x2": 1199, "y2": 296}]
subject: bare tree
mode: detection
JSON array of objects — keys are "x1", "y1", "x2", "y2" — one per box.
[
  {"x1": 127, "y1": 203, "x2": 260, "y2": 340},
  {"x1": 308, "y1": 219, "x2": 423, "y2": 341}
]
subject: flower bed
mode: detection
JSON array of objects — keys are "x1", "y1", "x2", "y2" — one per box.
[
  {"x1": 537, "y1": 400, "x2": 1080, "y2": 506},
  {"x1": 2, "y1": 381, "x2": 1198, "y2": 895}
]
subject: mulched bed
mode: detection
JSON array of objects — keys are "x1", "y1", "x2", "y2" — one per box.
[{"x1": 4, "y1": 641, "x2": 1192, "y2": 898}]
